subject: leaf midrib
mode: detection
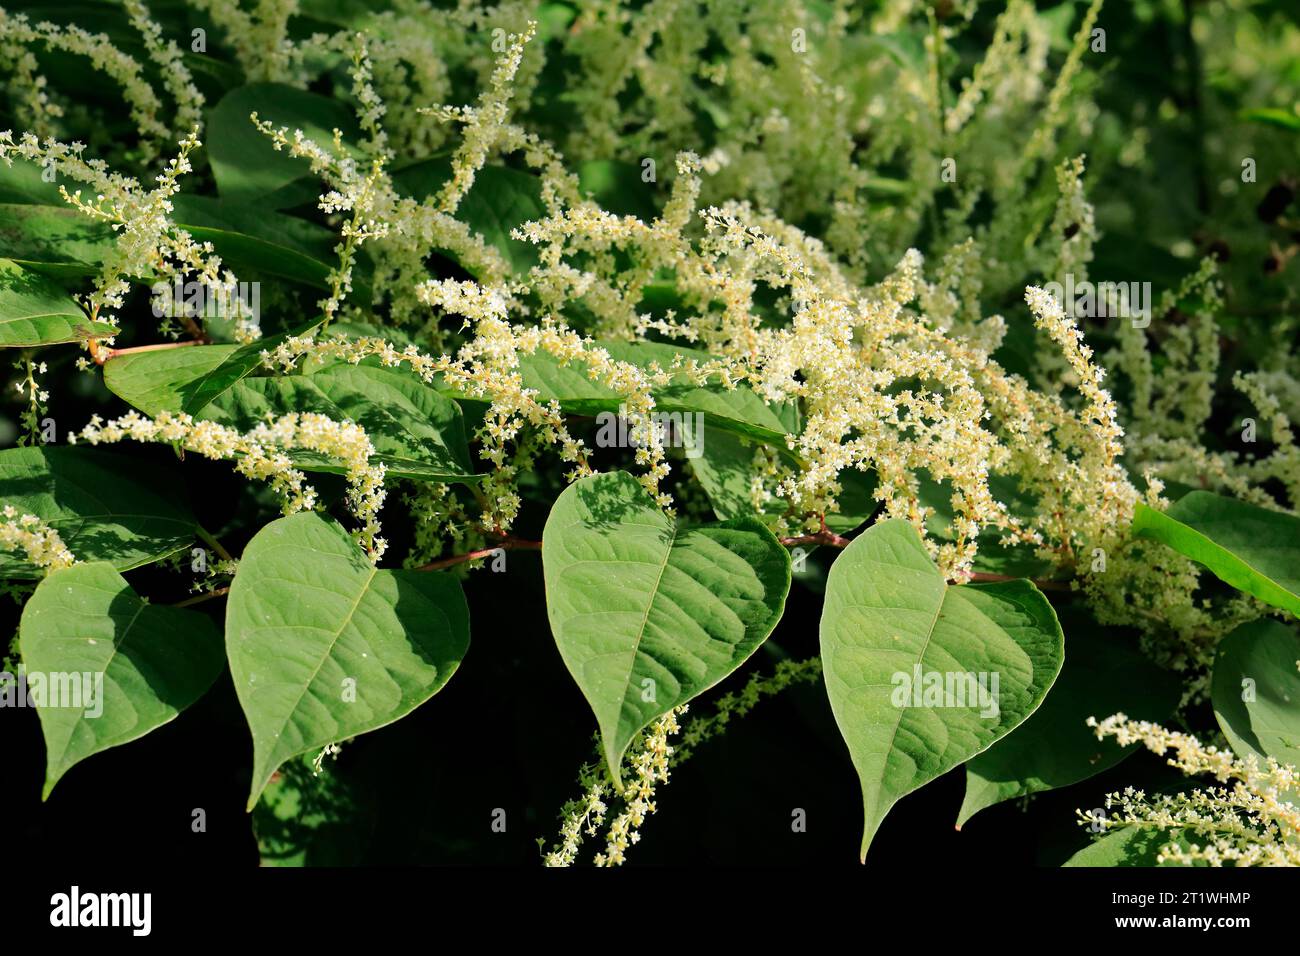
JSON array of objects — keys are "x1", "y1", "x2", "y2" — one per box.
[
  {"x1": 265, "y1": 562, "x2": 378, "y2": 762},
  {"x1": 613, "y1": 523, "x2": 681, "y2": 744},
  {"x1": 870, "y1": 575, "x2": 947, "y2": 816}
]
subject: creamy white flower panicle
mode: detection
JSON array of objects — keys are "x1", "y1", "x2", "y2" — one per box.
[
  {"x1": 594, "y1": 707, "x2": 683, "y2": 868},
  {"x1": 123, "y1": 0, "x2": 205, "y2": 139},
  {"x1": 0, "y1": 9, "x2": 170, "y2": 161},
  {"x1": 69, "y1": 410, "x2": 388, "y2": 561},
  {"x1": 186, "y1": 0, "x2": 298, "y2": 83},
  {"x1": 0, "y1": 129, "x2": 256, "y2": 340},
  {"x1": 0, "y1": 8, "x2": 63, "y2": 138},
  {"x1": 1083, "y1": 714, "x2": 1300, "y2": 867},
  {"x1": 0, "y1": 506, "x2": 76, "y2": 571},
  {"x1": 426, "y1": 20, "x2": 536, "y2": 214}
]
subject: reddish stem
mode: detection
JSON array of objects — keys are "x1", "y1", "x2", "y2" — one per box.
[
  {"x1": 967, "y1": 571, "x2": 1070, "y2": 591},
  {"x1": 779, "y1": 530, "x2": 851, "y2": 549},
  {"x1": 95, "y1": 340, "x2": 205, "y2": 365},
  {"x1": 417, "y1": 535, "x2": 541, "y2": 572}
]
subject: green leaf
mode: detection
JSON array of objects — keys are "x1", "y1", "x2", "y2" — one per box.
[
  {"x1": 688, "y1": 426, "x2": 873, "y2": 532},
  {"x1": 0, "y1": 202, "x2": 117, "y2": 277},
  {"x1": 392, "y1": 160, "x2": 546, "y2": 275},
  {"x1": 1239, "y1": 107, "x2": 1300, "y2": 132},
  {"x1": 519, "y1": 341, "x2": 790, "y2": 445},
  {"x1": 175, "y1": 321, "x2": 321, "y2": 415},
  {"x1": 202, "y1": 362, "x2": 478, "y2": 482},
  {"x1": 107, "y1": 328, "x2": 444, "y2": 462},
  {"x1": 1132, "y1": 492, "x2": 1300, "y2": 618},
  {"x1": 103, "y1": 344, "x2": 242, "y2": 417},
  {"x1": 1063, "y1": 827, "x2": 1196, "y2": 867},
  {"x1": 19, "y1": 562, "x2": 224, "y2": 797},
  {"x1": 0, "y1": 153, "x2": 67, "y2": 204},
  {"x1": 226, "y1": 512, "x2": 471, "y2": 808},
  {"x1": 0, "y1": 447, "x2": 195, "y2": 579},
  {"x1": 170, "y1": 195, "x2": 342, "y2": 291},
  {"x1": 207, "y1": 84, "x2": 361, "y2": 203},
  {"x1": 0, "y1": 258, "x2": 115, "y2": 346},
  {"x1": 958, "y1": 608, "x2": 1181, "y2": 827},
  {"x1": 686, "y1": 425, "x2": 782, "y2": 523},
  {"x1": 819, "y1": 518, "x2": 1064, "y2": 860},
  {"x1": 542, "y1": 470, "x2": 791, "y2": 787},
  {"x1": 1211, "y1": 619, "x2": 1300, "y2": 771}
]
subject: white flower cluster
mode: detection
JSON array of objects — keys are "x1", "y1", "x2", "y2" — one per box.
[
  {"x1": 0, "y1": 7, "x2": 173, "y2": 160},
  {"x1": 1083, "y1": 714, "x2": 1300, "y2": 867},
  {"x1": 68, "y1": 410, "x2": 388, "y2": 560},
  {"x1": 0, "y1": 129, "x2": 256, "y2": 340},
  {"x1": 541, "y1": 747, "x2": 612, "y2": 868},
  {"x1": 545, "y1": 657, "x2": 824, "y2": 866},
  {"x1": 0, "y1": 505, "x2": 76, "y2": 572},
  {"x1": 594, "y1": 707, "x2": 683, "y2": 868},
  {"x1": 425, "y1": 21, "x2": 535, "y2": 214},
  {"x1": 186, "y1": 0, "x2": 297, "y2": 84},
  {"x1": 122, "y1": 0, "x2": 205, "y2": 139}
]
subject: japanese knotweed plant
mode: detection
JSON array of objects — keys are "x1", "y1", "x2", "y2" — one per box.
[{"x1": 1, "y1": 0, "x2": 1298, "y2": 867}]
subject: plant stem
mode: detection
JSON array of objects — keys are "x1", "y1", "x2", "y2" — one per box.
[
  {"x1": 416, "y1": 534, "x2": 542, "y2": 571},
  {"x1": 196, "y1": 525, "x2": 234, "y2": 562},
  {"x1": 419, "y1": 524, "x2": 1069, "y2": 592},
  {"x1": 967, "y1": 571, "x2": 1070, "y2": 591},
  {"x1": 779, "y1": 530, "x2": 851, "y2": 549},
  {"x1": 96, "y1": 340, "x2": 203, "y2": 364},
  {"x1": 174, "y1": 586, "x2": 230, "y2": 607}
]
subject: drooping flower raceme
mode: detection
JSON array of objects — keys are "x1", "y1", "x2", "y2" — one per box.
[{"x1": 68, "y1": 411, "x2": 388, "y2": 561}]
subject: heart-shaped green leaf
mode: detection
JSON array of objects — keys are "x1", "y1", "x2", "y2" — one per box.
[
  {"x1": 1133, "y1": 492, "x2": 1300, "y2": 617},
  {"x1": 0, "y1": 447, "x2": 195, "y2": 579},
  {"x1": 958, "y1": 607, "x2": 1180, "y2": 827},
  {"x1": 226, "y1": 512, "x2": 470, "y2": 808},
  {"x1": 542, "y1": 470, "x2": 791, "y2": 786},
  {"x1": 819, "y1": 518, "x2": 1063, "y2": 860},
  {"x1": 19, "y1": 562, "x2": 224, "y2": 797},
  {"x1": 1211, "y1": 619, "x2": 1300, "y2": 771}
]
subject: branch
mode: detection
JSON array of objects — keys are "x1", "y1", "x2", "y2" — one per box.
[
  {"x1": 779, "y1": 530, "x2": 851, "y2": 549},
  {"x1": 97, "y1": 339, "x2": 204, "y2": 364},
  {"x1": 416, "y1": 534, "x2": 541, "y2": 572},
  {"x1": 174, "y1": 586, "x2": 230, "y2": 607},
  {"x1": 196, "y1": 525, "x2": 234, "y2": 563},
  {"x1": 413, "y1": 521, "x2": 1071, "y2": 593},
  {"x1": 779, "y1": 512, "x2": 852, "y2": 549},
  {"x1": 967, "y1": 571, "x2": 1070, "y2": 591}
]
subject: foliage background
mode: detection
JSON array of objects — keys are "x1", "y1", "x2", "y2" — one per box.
[{"x1": 1, "y1": 0, "x2": 1298, "y2": 865}]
